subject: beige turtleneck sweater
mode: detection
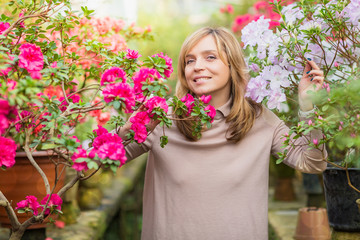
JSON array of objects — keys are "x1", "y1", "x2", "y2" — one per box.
[{"x1": 125, "y1": 99, "x2": 327, "y2": 240}]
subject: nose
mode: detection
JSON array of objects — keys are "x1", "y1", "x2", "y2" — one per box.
[{"x1": 194, "y1": 58, "x2": 205, "y2": 71}]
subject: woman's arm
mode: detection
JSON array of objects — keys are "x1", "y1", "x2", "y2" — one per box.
[
  {"x1": 271, "y1": 118, "x2": 327, "y2": 174},
  {"x1": 271, "y1": 60, "x2": 327, "y2": 173}
]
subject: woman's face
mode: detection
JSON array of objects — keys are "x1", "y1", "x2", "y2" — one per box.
[{"x1": 184, "y1": 35, "x2": 231, "y2": 106}]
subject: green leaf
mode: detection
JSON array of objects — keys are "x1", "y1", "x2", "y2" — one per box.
[
  {"x1": 87, "y1": 161, "x2": 98, "y2": 169},
  {"x1": 41, "y1": 143, "x2": 58, "y2": 150},
  {"x1": 113, "y1": 101, "x2": 121, "y2": 109}
]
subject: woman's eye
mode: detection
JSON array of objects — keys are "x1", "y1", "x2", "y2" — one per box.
[
  {"x1": 207, "y1": 55, "x2": 216, "y2": 60},
  {"x1": 186, "y1": 59, "x2": 195, "y2": 65}
]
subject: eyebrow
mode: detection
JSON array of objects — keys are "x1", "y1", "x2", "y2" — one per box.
[{"x1": 185, "y1": 50, "x2": 218, "y2": 58}]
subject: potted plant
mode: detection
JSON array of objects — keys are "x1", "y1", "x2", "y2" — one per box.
[
  {"x1": 0, "y1": 1, "x2": 216, "y2": 239},
  {"x1": 237, "y1": 0, "x2": 360, "y2": 232}
]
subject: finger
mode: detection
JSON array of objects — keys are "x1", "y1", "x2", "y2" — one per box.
[
  {"x1": 307, "y1": 60, "x2": 320, "y2": 70},
  {"x1": 307, "y1": 69, "x2": 323, "y2": 77},
  {"x1": 310, "y1": 76, "x2": 324, "y2": 89},
  {"x1": 303, "y1": 62, "x2": 312, "y2": 74}
]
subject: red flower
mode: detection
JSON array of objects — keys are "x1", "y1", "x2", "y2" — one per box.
[
  {"x1": 200, "y1": 95, "x2": 212, "y2": 104},
  {"x1": 102, "y1": 82, "x2": 135, "y2": 113},
  {"x1": 181, "y1": 94, "x2": 195, "y2": 116},
  {"x1": 145, "y1": 96, "x2": 168, "y2": 117},
  {"x1": 130, "y1": 123, "x2": 148, "y2": 143},
  {"x1": 93, "y1": 125, "x2": 109, "y2": 136},
  {"x1": 97, "y1": 142, "x2": 126, "y2": 164},
  {"x1": 15, "y1": 195, "x2": 41, "y2": 215},
  {"x1": 130, "y1": 111, "x2": 150, "y2": 125},
  {"x1": 132, "y1": 67, "x2": 162, "y2": 94},
  {"x1": 40, "y1": 194, "x2": 63, "y2": 215},
  {"x1": 0, "y1": 136, "x2": 17, "y2": 168},
  {"x1": 204, "y1": 105, "x2": 216, "y2": 123},
  {"x1": 152, "y1": 52, "x2": 173, "y2": 78},
  {"x1": 0, "y1": 22, "x2": 10, "y2": 35},
  {"x1": 18, "y1": 43, "x2": 44, "y2": 72},
  {"x1": 100, "y1": 67, "x2": 127, "y2": 86},
  {"x1": 71, "y1": 148, "x2": 89, "y2": 172},
  {"x1": 126, "y1": 49, "x2": 141, "y2": 59}
]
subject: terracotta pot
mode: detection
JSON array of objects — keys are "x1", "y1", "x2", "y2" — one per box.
[
  {"x1": 294, "y1": 207, "x2": 331, "y2": 240},
  {"x1": 0, "y1": 151, "x2": 65, "y2": 229}
]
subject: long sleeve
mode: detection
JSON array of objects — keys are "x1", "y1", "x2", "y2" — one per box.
[
  {"x1": 124, "y1": 124, "x2": 159, "y2": 162},
  {"x1": 271, "y1": 115, "x2": 327, "y2": 173}
]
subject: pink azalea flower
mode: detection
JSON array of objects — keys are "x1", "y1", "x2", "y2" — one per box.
[
  {"x1": 130, "y1": 111, "x2": 150, "y2": 125},
  {"x1": 15, "y1": 110, "x2": 32, "y2": 132},
  {"x1": 16, "y1": 195, "x2": 41, "y2": 215},
  {"x1": 40, "y1": 194, "x2": 63, "y2": 215},
  {"x1": 71, "y1": 148, "x2": 88, "y2": 172},
  {"x1": 29, "y1": 70, "x2": 42, "y2": 80},
  {"x1": 7, "y1": 79, "x2": 17, "y2": 90},
  {"x1": 312, "y1": 138, "x2": 319, "y2": 146},
  {"x1": 152, "y1": 52, "x2": 173, "y2": 78},
  {"x1": 308, "y1": 120, "x2": 313, "y2": 126},
  {"x1": 200, "y1": 95, "x2": 212, "y2": 104},
  {"x1": 18, "y1": 43, "x2": 44, "y2": 72},
  {"x1": 132, "y1": 67, "x2": 162, "y2": 94},
  {"x1": 97, "y1": 142, "x2": 127, "y2": 164},
  {"x1": 92, "y1": 133, "x2": 122, "y2": 150},
  {"x1": 0, "y1": 136, "x2": 17, "y2": 168},
  {"x1": 59, "y1": 94, "x2": 81, "y2": 112},
  {"x1": 227, "y1": 4, "x2": 234, "y2": 14},
  {"x1": 0, "y1": 99, "x2": 10, "y2": 115},
  {"x1": 204, "y1": 105, "x2": 216, "y2": 123},
  {"x1": 95, "y1": 111, "x2": 111, "y2": 126},
  {"x1": 0, "y1": 22, "x2": 10, "y2": 35},
  {"x1": 0, "y1": 115, "x2": 10, "y2": 134},
  {"x1": 126, "y1": 49, "x2": 141, "y2": 59},
  {"x1": 145, "y1": 96, "x2": 168, "y2": 117},
  {"x1": 16, "y1": 200, "x2": 28, "y2": 209},
  {"x1": 71, "y1": 136, "x2": 80, "y2": 143},
  {"x1": 130, "y1": 122, "x2": 148, "y2": 143},
  {"x1": 100, "y1": 67, "x2": 127, "y2": 86},
  {"x1": 181, "y1": 94, "x2": 195, "y2": 116},
  {"x1": 93, "y1": 125, "x2": 109, "y2": 136},
  {"x1": 50, "y1": 62, "x2": 57, "y2": 68},
  {"x1": 102, "y1": 82, "x2": 135, "y2": 113},
  {"x1": 54, "y1": 220, "x2": 65, "y2": 229}
]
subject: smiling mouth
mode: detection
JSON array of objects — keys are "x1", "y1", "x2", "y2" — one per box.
[{"x1": 194, "y1": 77, "x2": 211, "y2": 83}]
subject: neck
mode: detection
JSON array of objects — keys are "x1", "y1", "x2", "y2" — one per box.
[{"x1": 208, "y1": 93, "x2": 230, "y2": 109}]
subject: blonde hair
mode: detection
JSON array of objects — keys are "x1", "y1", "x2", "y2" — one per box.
[{"x1": 175, "y1": 26, "x2": 262, "y2": 142}]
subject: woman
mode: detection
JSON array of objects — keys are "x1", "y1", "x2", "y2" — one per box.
[{"x1": 123, "y1": 27, "x2": 327, "y2": 240}]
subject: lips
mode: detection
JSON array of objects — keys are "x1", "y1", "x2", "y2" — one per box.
[{"x1": 193, "y1": 76, "x2": 211, "y2": 83}]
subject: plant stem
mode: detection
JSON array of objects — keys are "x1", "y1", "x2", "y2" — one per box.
[{"x1": 24, "y1": 129, "x2": 51, "y2": 194}]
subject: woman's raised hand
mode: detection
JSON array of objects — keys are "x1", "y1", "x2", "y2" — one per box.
[{"x1": 298, "y1": 59, "x2": 324, "y2": 111}]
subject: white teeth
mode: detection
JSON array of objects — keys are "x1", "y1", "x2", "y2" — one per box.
[{"x1": 194, "y1": 77, "x2": 210, "y2": 82}]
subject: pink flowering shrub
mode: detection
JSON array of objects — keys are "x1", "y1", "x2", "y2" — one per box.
[{"x1": 0, "y1": 1, "x2": 216, "y2": 238}]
